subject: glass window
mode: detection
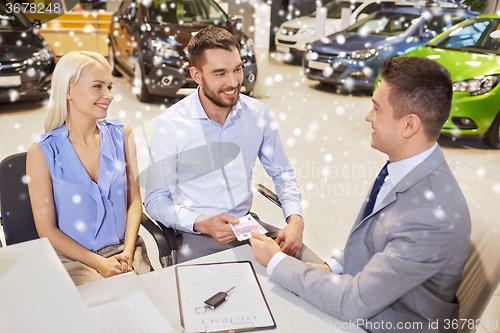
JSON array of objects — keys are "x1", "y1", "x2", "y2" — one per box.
[
  {"x1": 421, "y1": 14, "x2": 466, "y2": 35},
  {"x1": 428, "y1": 18, "x2": 500, "y2": 54},
  {"x1": 446, "y1": 21, "x2": 489, "y2": 47},
  {"x1": 310, "y1": 1, "x2": 363, "y2": 19},
  {"x1": 346, "y1": 12, "x2": 419, "y2": 36},
  {"x1": 145, "y1": 0, "x2": 228, "y2": 24},
  {"x1": 358, "y1": 3, "x2": 381, "y2": 16},
  {"x1": 0, "y1": 3, "x2": 29, "y2": 30}
]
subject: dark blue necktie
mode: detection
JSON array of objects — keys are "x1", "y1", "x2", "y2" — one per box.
[{"x1": 362, "y1": 161, "x2": 390, "y2": 220}]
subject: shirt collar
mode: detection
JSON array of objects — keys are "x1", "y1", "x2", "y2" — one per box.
[
  {"x1": 387, "y1": 142, "x2": 438, "y2": 187},
  {"x1": 191, "y1": 87, "x2": 242, "y2": 124},
  {"x1": 191, "y1": 87, "x2": 208, "y2": 119}
]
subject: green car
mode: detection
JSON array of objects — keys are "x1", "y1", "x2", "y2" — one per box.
[{"x1": 375, "y1": 14, "x2": 500, "y2": 148}]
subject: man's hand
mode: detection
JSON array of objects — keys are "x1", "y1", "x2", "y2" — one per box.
[
  {"x1": 194, "y1": 214, "x2": 239, "y2": 244},
  {"x1": 276, "y1": 214, "x2": 304, "y2": 258},
  {"x1": 249, "y1": 230, "x2": 281, "y2": 267},
  {"x1": 306, "y1": 262, "x2": 332, "y2": 272}
]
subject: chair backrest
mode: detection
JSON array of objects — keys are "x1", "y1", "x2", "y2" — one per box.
[
  {"x1": 450, "y1": 156, "x2": 500, "y2": 333},
  {"x1": 0, "y1": 152, "x2": 40, "y2": 245}
]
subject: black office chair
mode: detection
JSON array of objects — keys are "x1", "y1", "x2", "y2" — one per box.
[{"x1": 0, "y1": 152, "x2": 177, "y2": 268}]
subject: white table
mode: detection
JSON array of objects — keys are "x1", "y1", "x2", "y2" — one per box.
[{"x1": 138, "y1": 244, "x2": 364, "y2": 333}]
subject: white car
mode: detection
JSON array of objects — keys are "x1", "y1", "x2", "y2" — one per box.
[{"x1": 275, "y1": 0, "x2": 415, "y2": 59}]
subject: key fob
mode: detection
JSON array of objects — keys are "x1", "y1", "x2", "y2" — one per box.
[{"x1": 204, "y1": 292, "x2": 228, "y2": 309}]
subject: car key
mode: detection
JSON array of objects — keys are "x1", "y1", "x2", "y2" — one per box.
[{"x1": 204, "y1": 286, "x2": 235, "y2": 309}]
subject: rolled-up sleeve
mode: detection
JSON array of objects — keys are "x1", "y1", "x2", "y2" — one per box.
[{"x1": 258, "y1": 111, "x2": 302, "y2": 220}]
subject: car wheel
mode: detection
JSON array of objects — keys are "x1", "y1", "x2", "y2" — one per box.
[
  {"x1": 108, "y1": 43, "x2": 121, "y2": 77},
  {"x1": 241, "y1": 87, "x2": 252, "y2": 96},
  {"x1": 483, "y1": 111, "x2": 500, "y2": 149},
  {"x1": 133, "y1": 60, "x2": 153, "y2": 103}
]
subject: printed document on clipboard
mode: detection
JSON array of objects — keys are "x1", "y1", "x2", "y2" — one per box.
[{"x1": 175, "y1": 261, "x2": 276, "y2": 333}]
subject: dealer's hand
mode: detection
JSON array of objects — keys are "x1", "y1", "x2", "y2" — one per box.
[
  {"x1": 250, "y1": 230, "x2": 282, "y2": 267},
  {"x1": 194, "y1": 214, "x2": 239, "y2": 244},
  {"x1": 276, "y1": 214, "x2": 304, "y2": 258}
]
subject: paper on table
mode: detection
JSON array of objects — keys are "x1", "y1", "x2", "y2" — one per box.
[
  {"x1": 0, "y1": 253, "x2": 22, "y2": 277},
  {"x1": 176, "y1": 261, "x2": 276, "y2": 333},
  {"x1": 0, "y1": 238, "x2": 101, "y2": 333},
  {"x1": 89, "y1": 290, "x2": 174, "y2": 333}
]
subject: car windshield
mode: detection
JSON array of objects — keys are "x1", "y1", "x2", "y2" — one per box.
[
  {"x1": 310, "y1": 1, "x2": 363, "y2": 19},
  {"x1": 145, "y1": 0, "x2": 228, "y2": 24},
  {"x1": 427, "y1": 18, "x2": 500, "y2": 55},
  {"x1": 346, "y1": 11, "x2": 419, "y2": 36},
  {"x1": 0, "y1": 3, "x2": 30, "y2": 30}
]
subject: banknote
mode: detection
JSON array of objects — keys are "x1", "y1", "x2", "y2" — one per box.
[{"x1": 231, "y1": 214, "x2": 268, "y2": 241}]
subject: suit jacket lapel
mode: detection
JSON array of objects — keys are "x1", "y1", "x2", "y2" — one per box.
[{"x1": 350, "y1": 147, "x2": 446, "y2": 234}]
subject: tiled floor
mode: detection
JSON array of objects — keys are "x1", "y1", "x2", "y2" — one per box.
[{"x1": 1, "y1": 53, "x2": 499, "y2": 326}]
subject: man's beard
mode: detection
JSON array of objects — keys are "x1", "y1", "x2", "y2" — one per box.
[{"x1": 201, "y1": 78, "x2": 241, "y2": 109}]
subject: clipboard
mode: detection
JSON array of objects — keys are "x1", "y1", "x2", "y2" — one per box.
[{"x1": 175, "y1": 261, "x2": 276, "y2": 333}]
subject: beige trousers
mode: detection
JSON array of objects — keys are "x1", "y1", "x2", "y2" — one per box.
[{"x1": 57, "y1": 236, "x2": 152, "y2": 286}]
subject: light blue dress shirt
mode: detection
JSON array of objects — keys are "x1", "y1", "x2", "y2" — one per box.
[
  {"x1": 38, "y1": 119, "x2": 127, "y2": 252},
  {"x1": 268, "y1": 143, "x2": 438, "y2": 276},
  {"x1": 144, "y1": 89, "x2": 302, "y2": 233}
]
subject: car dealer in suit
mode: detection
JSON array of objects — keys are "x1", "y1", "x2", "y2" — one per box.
[{"x1": 250, "y1": 56, "x2": 471, "y2": 333}]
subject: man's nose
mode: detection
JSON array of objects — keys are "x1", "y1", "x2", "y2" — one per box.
[
  {"x1": 365, "y1": 109, "x2": 374, "y2": 122},
  {"x1": 228, "y1": 72, "x2": 240, "y2": 87}
]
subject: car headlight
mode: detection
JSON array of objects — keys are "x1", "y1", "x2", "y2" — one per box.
[
  {"x1": 32, "y1": 46, "x2": 53, "y2": 62},
  {"x1": 240, "y1": 38, "x2": 254, "y2": 58},
  {"x1": 302, "y1": 28, "x2": 315, "y2": 37},
  {"x1": 281, "y1": 27, "x2": 299, "y2": 36},
  {"x1": 151, "y1": 38, "x2": 180, "y2": 58},
  {"x1": 453, "y1": 75, "x2": 500, "y2": 96},
  {"x1": 347, "y1": 48, "x2": 378, "y2": 60}
]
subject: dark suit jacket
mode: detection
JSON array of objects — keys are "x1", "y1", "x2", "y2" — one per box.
[{"x1": 270, "y1": 146, "x2": 471, "y2": 333}]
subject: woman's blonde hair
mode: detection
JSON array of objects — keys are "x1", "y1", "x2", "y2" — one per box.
[{"x1": 45, "y1": 51, "x2": 111, "y2": 133}]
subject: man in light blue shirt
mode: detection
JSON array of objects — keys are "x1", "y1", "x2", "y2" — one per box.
[{"x1": 145, "y1": 26, "x2": 320, "y2": 263}]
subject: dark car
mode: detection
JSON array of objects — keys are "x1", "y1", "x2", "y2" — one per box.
[
  {"x1": 109, "y1": 0, "x2": 257, "y2": 102},
  {"x1": 0, "y1": 2, "x2": 55, "y2": 103},
  {"x1": 303, "y1": 3, "x2": 477, "y2": 92}
]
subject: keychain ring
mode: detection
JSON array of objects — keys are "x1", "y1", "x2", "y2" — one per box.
[{"x1": 195, "y1": 306, "x2": 208, "y2": 314}]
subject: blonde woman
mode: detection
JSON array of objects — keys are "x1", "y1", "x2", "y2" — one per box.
[{"x1": 26, "y1": 51, "x2": 151, "y2": 285}]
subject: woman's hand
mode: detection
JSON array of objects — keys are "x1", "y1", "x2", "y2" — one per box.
[
  {"x1": 96, "y1": 255, "x2": 129, "y2": 277},
  {"x1": 120, "y1": 250, "x2": 135, "y2": 272}
]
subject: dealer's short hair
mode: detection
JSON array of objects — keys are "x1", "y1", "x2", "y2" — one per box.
[
  {"x1": 187, "y1": 25, "x2": 240, "y2": 69},
  {"x1": 380, "y1": 57, "x2": 452, "y2": 140}
]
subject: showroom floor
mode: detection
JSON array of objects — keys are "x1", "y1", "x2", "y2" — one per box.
[{"x1": 1, "y1": 54, "x2": 499, "y2": 330}]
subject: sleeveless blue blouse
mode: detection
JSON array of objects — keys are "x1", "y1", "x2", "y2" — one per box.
[{"x1": 37, "y1": 119, "x2": 127, "y2": 251}]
